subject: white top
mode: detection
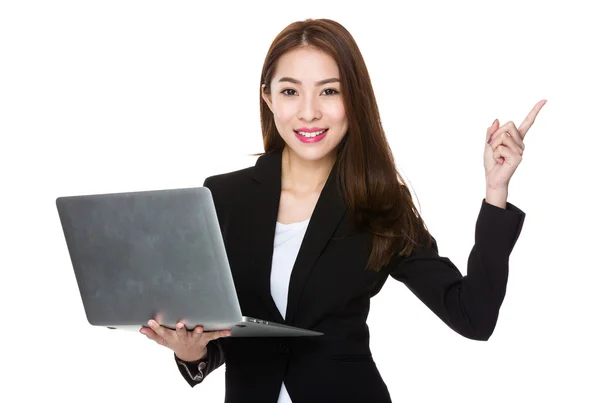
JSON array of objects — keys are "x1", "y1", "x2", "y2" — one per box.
[{"x1": 271, "y1": 217, "x2": 310, "y2": 403}]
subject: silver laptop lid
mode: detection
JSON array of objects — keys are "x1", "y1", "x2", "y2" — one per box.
[{"x1": 56, "y1": 186, "x2": 243, "y2": 330}]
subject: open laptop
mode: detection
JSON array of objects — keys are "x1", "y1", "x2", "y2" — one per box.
[{"x1": 56, "y1": 186, "x2": 322, "y2": 338}]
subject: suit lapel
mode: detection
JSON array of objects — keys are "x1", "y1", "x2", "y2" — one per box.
[
  {"x1": 284, "y1": 159, "x2": 346, "y2": 324},
  {"x1": 249, "y1": 149, "x2": 347, "y2": 325},
  {"x1": 249, "y1": 150, "x2": 286, "y2": 324}
]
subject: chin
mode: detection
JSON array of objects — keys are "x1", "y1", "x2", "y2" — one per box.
[{"x1": 286, "y1": 146, "x2": 337, "y2": 162}]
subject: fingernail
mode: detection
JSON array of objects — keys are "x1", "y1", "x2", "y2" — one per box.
[{"x1": 493, "y1": 119, "x2": 498, "y2": 125}]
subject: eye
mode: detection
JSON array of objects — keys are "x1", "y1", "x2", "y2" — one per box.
[{"x1": 280, "y1": 88, "x2": 340, "y2": 96}]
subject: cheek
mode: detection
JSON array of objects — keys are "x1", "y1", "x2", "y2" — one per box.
[
  {"x1": 273, "y1": 103, "x2": 296, "y2": 124},
  {"x1": 327, "y1": 103, "x2": 347, "y2": 123}
]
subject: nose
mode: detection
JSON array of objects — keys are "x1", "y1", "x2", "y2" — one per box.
[{"x1": 297, "y1": 94, "x2": 321, "y2": 122}]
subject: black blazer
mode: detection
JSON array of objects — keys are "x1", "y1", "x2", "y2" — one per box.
[{"x1": 174, "y1": 149, "x2": 526, "y2": 402}]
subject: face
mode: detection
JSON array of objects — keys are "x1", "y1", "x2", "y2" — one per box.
[{"x1": 262, "y1": 47, "x2": 348, "y2": 164}]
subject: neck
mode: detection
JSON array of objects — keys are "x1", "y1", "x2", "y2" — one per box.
[{"x1": 281, "y1": 147, "x2": 335, "y2": 194}]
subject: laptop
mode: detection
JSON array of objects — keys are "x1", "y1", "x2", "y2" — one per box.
[{"x1": 56, "y1": 186, "x2": 322, "y2": 338}]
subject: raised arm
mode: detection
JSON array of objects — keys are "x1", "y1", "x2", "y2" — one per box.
[{"x1": 388, "y1": 198, "x2": 525, "y2": 341}]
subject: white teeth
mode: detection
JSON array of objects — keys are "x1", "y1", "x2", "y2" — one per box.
[{"x1": 297, "y1": 129, "x2": 326, "y2": 137}]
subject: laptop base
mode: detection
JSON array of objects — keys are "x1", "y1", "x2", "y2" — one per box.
[{"x1": 105, "y1": 316, "x2": 322, "y2": 337}]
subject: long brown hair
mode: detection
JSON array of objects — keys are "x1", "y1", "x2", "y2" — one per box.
[{"x1": 256, "y1": 18, "x2": 433, "y2": 272}]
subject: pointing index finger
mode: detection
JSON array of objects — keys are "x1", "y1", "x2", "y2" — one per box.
[{"x1": 518, "y1": 99, "x2": 547, "y2": 139}]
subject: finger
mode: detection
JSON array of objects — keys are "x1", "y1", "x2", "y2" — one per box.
[
  {"x1": 486, "y1": 124, "x2": 494, "y2": 142},
  {"x1": 486, "y1": 119, "x2": 500, "y2": 143},
  {"x1": 490, "y1": 124, "x2": 525, "y2": 154},
  {"x1": 489, "y1": 122, "x2": 526, "y2": 153},
  {"x1": 204, "y1": 329, "x2": 232, "y2": 343},
  {"x1": 490, "y1": 120, "x2": 522, "y2": 139},
  {"x1": 491, "y1": 131, "x2": 523, "y2": 156},
  {"x1": 504, "y1": 121, "x2": 525, "y2": 149},
  {"x1": 175, "y1": 321, "x2": 187, "y2": 338},
  {"x1": 154, "y1": 311, "x2": 165, "y2": 324},
  {"x1": 506, "y1": 121, "x2": 526, "y2": 151},
  {"x1": 140, "y1": 326, "x2": 167, "y2": 346},
  {"x1": 190, "y1": 325, "x2": 204, "y2": 340},
  {"x1": 518, "y1": 99, "x2": 547, "y2": 139},
  {"x1": 493, "y1": 145, "x2": 522, "y2": 166},
  {"x1": 148, "y1": 319, "x2": 172, "y2": 342}
]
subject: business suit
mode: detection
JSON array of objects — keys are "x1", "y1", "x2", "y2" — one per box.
[{"x1": 175, "y1": 148, "x2": 526, "y2": 402}]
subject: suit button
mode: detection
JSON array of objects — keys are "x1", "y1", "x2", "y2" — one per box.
[{"x1": 279, "y1": 343, "x2": 290, "y2": 355}]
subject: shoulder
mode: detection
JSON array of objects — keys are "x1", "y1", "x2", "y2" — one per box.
[
  {"x1": 203, "y1": 166, "x2": 254, "y2": 191},
  {"x1": 202, "y1": 150, "x2": 280, "y2": 208},
  {"x1": 203, "y1": 165, "x2": 254, "y2": 197},
  {"x1": 202, "y1": 164, "x2": 256, "y2": 211}
]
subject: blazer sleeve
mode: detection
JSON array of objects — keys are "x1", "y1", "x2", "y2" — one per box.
[
  {"x1": 388, "y1": 198, "x2": 526, "y2": 341},
  {"x1": 174, "y1": 339, "x2": 225, "y2": 387}
]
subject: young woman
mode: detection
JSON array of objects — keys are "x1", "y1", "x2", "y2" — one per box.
[{"x1": 140, "y1": 18, "x2": 546, "y2": 403}]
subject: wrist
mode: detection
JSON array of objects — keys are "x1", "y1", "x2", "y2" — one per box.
[
  {"x1": 485, "y1": 187, "x2": 508, "y2": 209},
  {"x1": 175, "y1": 346, "x2": 208, "y2": 363}
]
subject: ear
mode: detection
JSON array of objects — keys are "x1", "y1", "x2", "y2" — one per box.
[{"x1": 261, "y1": 84, "x2": 274, "y2": 113}]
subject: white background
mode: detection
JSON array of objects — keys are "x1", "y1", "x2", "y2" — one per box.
[{"x1": 1, "y1": 0, "x2": 598, "y2": 401}]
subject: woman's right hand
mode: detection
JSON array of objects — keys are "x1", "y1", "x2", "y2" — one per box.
[{"x1": 140, "y1": 319, "x2": 231, "y2": 362}]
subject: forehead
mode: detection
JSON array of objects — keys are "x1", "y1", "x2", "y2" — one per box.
[{"x1": 273, "y1": 47, "x2": 339, "y2": 83}]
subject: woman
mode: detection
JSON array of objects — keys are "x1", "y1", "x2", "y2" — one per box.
[{"x1": 140, "y1": 18, "x2": 546, "y2": 402}]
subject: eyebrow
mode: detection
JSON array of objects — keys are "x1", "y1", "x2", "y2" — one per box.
[{"x1": 278, "y1": 77, "x2": 340, "y2": 86}]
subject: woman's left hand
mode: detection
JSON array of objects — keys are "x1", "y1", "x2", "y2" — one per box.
[{"x1": 484, "y1": 99, "x2": 547, "y2": 190}]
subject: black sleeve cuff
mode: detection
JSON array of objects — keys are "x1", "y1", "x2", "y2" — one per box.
[
  {"x1": 174, "y1": 339, "x2": 225, "y2": 386},
  {"x1": 477, "y1": 198, "x2": 526, "y2": 256},
  {"x1": 175, "y1": 354, "x2": 208, "y2": 382}
]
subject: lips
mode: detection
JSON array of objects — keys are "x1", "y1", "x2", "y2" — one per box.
[
  {"x1": 295, "y1": 127, "x2": 328, "y2": 133},
  {"x1": 294, "y1": 129, "x2": 328, "y2": 137},
  {"x1": 295, "y1": 129, "x2": 328, "y2": 143}
]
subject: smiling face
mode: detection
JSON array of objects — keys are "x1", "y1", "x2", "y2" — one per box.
[{"x1": 261, "y1": 47, "x2": 349, "y2": 164}]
